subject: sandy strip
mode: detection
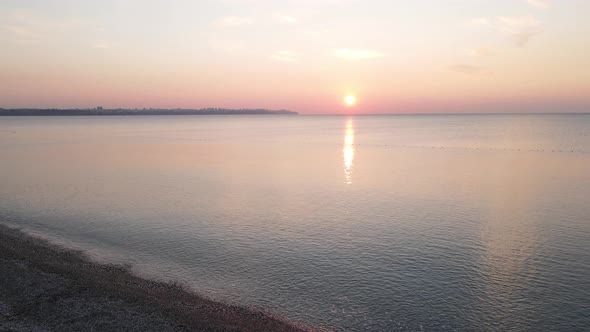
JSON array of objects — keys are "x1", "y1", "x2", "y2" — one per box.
[{"x1": 0, "y1": 224, "x2": 314, "y2": 331}]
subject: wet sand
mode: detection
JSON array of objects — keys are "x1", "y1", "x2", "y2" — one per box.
[{"x1": 0, "y1": 224, "x2": 313, "y2": 331}]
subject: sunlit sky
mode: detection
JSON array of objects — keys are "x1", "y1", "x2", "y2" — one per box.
[{"x1": 1, "y1": 0, "x2": 589, "y2": 114}]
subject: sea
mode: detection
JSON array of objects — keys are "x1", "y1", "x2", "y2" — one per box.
[{"x1": 1, "y1": 114, "x2": 589, "y2": 331}]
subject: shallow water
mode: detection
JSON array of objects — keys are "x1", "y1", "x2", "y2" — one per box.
[{"x1": 1, "y1": 114, "x2": 589, "y2": 331}]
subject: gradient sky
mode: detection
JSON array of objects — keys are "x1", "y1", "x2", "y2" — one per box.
[{"x1": 1, "y1": 0, "x2": 589, "y2": 114}]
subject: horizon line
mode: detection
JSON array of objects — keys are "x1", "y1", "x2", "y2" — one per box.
[{"x1": 1, "y1": 107, "x2": 589, "y2": 116}]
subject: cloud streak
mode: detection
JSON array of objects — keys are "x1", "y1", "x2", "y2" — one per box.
[
  {"x1": 334, "y1": 49, "x2": 385, "y2": 59},
  {"x1": 498, "y1": 16, "x2": 543, "y2": 47},
  {"x1": 213, "y1": 16, "x2": 254, "y2": 27},
  {"x1": 271, "y1": 50, "x2": 297, "y2": 62},
  {"x1": 0, "y1": 10, "x2": 93, "y2": 45},
  {"x1": 468, "y1": 15, "x2": 543, "y2": 47},
  {"x1": 449, "y1": 64, "x2": 489, "y2": 76},
  {"x1": 497, "y1": 16, "x2": 541, "y2": 30},
  {"x1": 525, "y1": 0, "x2": 549, "y2": 9},
  {"x1": 512, "y1": 30, "x2": 542, "y2": 47},
  {"x1": 466, "y1": 47, "x2": 497, "y2": 57},
  {"x1": 91, "y1": 43, "x2": 110, "y2": 49},
  {"x1": 273, "y1": 13, "x2": 297, "y2": 24}
]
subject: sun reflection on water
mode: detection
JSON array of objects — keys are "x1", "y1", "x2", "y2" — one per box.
[{"x1": 343, "y1": 119, "x2": 355, "y2": 184}]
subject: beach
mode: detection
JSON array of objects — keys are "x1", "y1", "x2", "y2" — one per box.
[{"x1": 0, "y1": 224, "x2": 310, "y2": 332}]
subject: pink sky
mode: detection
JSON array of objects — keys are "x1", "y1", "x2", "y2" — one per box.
[{"x1": 1, "y1": 0, "x2": 589, "y2": 113}]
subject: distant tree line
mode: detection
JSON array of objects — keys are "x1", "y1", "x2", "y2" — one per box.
[{"x1": 0, "y1": 107, "x2": 298, "y2": 116}]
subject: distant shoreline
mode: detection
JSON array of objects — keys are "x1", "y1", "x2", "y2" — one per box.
[
  {"x1": 0, "y1": 108, "x2": 298, "y2": 116},
  {"x1": 0, "y1": 224, "x2": 312, "y2": 332},
  {"x1": 1, "y1": 110, "x2": 588, "y2": 117}
]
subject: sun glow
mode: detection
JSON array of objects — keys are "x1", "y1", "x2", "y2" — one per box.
[{"x1": 344, "y1": 95, "x2": 356, "y2": 106}]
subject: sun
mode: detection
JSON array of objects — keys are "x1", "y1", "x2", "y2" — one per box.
[{"x1": 344, "y1": 95, "x2": 356, "y2": 106}]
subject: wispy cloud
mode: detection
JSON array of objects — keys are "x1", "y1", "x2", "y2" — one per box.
[
  {"x1": 1, "y1": 10, "x2": 91, "y2": 44},
  {"x1": 3, "y1": 25, "x2": 37, "y2": 41},
  {"x1": 271, "y1": 50, "x2": 297, "y2": 62},
  {"x1": 213, "y1": 16, "x2": 254, "y2": 27},
  {"x1": 525, "y1": 0, "x2": 549, "y2": 9},
  {"x1": 449, "y1": 64, "x2": 488, "y2": 76},
  {"x1": 497, "y1": 16, "x2": 541, "y2": 30},
  {"x1": 467, "y1": 15, "x2": 543, "y2": 47},
  {"x1": 466, "y1": 47, "x2": 497, "y2": 57},
  {"x1": 208, "y1": 39, "x2": 245, "y2": 53},
  {"x1": 498, "y1": 16, "x2": 543, "y2": 47},
  {"x1": 334, "y1": 49, "x2": 385, "y2": 60},
  {"x1": 466, "y1": 17, "x2": 491, "y2": 27},
  {"x1": 273, "y1": 13, "x2": 297, "y2": 24},
  {"x1": 512, "y1": 30, "x2": 542, "y2": 47},
  {"x1": 468, "y1": 16, "x2": 540, "y2": 29},
  {"x1": 91, "y1": 43, "x2": 110, "y2": 49}
]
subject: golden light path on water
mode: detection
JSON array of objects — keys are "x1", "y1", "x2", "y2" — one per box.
[{"x1": 343, "y1": 118, "x2": 355, "y2": 184}]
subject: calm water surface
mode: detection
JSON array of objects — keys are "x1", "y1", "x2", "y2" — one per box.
[{"x1": 1, "y1": 115, "x2": 589, "y2": 331}]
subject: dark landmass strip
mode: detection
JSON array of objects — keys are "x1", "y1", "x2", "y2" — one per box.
[
  {"x1": 0, "y1": 224, "x2": 315, "y2": 332},
  {"x1": 0, "y1": 108, "x2": 298, "y2": 116}
]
